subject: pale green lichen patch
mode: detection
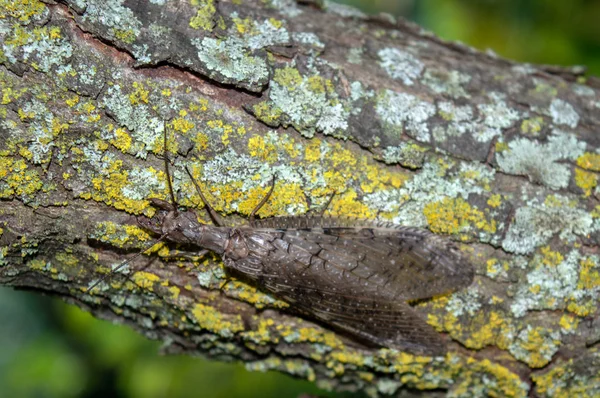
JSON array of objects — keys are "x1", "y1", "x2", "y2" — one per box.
[
  {"x1": 100, "y1": 84, "x2": 165, "y2": 157},
  {"x1": 549, "y1": 98, "x2": 579, "y2": 129},
  {"x1": 381, "y1": 142, "x2": 429, "y2": 169},
  {"x1": 511, "y1": 246, "x2": 599, "y2": 318},
  {"x1": 2, "y1": 23, "x2": 72, "y2": 72},
  {"x1": 192, "y1": 37, "x2": 269, "y2": 92},
  {"x1": 502, "y1": 194, "x2": 595, "y2": 255},
  {"x1": 375, "y1": 89, "x2": 435, "y2": 142},
  {"x1": 80, "y1": 0, "x2": 142, "y2": 44},
  {"x1": 422, "y1": 69, "x2": 471, "y2": 99},
  {"x1": 496, "y1": 131, "x2": 586, "y2": 190},
  {"x1": 377, "y1": 47, "x2": 423, "y2": 86},
  {"x1": 251, "y1": 65, "x2": 349, "y2": 138},
  {"x1": 364, "y1": 159, "x2": 495, "y2": 230},
  {"x1": 508, "y1": 325, "x2": 561, "y2": 368}
]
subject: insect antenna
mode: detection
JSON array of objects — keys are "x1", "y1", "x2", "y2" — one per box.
[
  {"x1": 88, "y1": 123, "x2": 179, "y2": 293},
  {"x1": 249, "y1": 175, "x2": 276, "y2": 226},
  {"x1": 184, "y1": 166, "x2": 222, "y2": 226}
]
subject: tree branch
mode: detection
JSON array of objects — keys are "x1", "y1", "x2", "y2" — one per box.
[{"x1": 1, "y1": 0, "x2": 599, "y2": 396}]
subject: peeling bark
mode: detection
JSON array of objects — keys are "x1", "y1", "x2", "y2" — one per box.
[{"x1": 1, "y1": 1, "x2": 600, "y2": 396}]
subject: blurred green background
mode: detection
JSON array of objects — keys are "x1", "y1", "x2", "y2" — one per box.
[{"x1": 2, "y1": 1, "x2": 599, "y2": 398}]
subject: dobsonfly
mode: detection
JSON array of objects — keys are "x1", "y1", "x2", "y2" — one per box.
[{"x1": 89, "y1": 128, "x2": 475, "y2": 356}]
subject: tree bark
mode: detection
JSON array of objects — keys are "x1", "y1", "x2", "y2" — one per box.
[{"x1": 1, "y1": 0, "x2": 600, "y2": 396}]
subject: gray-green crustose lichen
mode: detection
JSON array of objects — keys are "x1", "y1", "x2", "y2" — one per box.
[
  {"x1": 251, "y1": 65, "x2": 349, "y2": 138},
  {"x1": 502, "y1": 194, "x2": 595, "y2": 255},
  {"x1": 496, "y1": 130, "x2": 586, "y2": 190},
  {"x1": 193, "y1": 37, "x2": 269, "y2": 92},
  {"x1": 377, "y1": 47, "x2": 424, "y2": 86},
  {"x1": 376, "y1": 89, "x2": 435, "y2": 142}
]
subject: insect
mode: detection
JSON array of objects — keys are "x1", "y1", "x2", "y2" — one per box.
[{"x1": 89, "y1": 129, "x2": 475, "y2": 356}]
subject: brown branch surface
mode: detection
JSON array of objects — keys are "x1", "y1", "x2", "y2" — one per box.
[{"x1": 1, "y1": 1, "x2": 600, "y2": 396}]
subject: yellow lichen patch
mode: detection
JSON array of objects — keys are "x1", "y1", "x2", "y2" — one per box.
[
  {"x1": 539, "y1": 246, "x2": 564, "y2": 267},
  {"x1": 327, "y1": 189, "x2": 376, "y2": 219},
  {"x1": 577, "y1": 256, "x2": 600, "y2": 290},
  {"x1": 168, "y1": 285, "x2": 180, "y2": 300},
  {"x1": 191, "y1": 303, "x2": 244, "y2": 336},
  {"x1": 242, "y1": 317, "x2": 277, "y2": 345},
  {"x1": 128, "y1": 82, "x2": 149, "y2": 105},
  {"x1": 223, "y1": 280, "x2": 288, "y2": 309},
  {"x1": 83, "y1": 160, "x2": 150, "y2": 214},
  {"x1": 360, "y1": 161, "x2": 408, "y2": 193},
  {"x1": 278, "y1": 325, "x2": 343, "y2": 349},
  {"x1": 92, "y1": 221, "x2": 156, "y2": 250},
  {"x1": 327, "y1": 350, "x2": 365, "y2": 369},
  {"x1": 520, "y1": 117, "x2": 543, "y2": 135},
  {"x1": 238, "y1": 182, "x2": 307, "y2": 218},
  {"x1": 131, "y1": 271, "x2": 160, "y2": 291},
  {"x1": 109, "y1": 127, "x2": 133, "y2": 153},
  {"x1": 171, "y1": 117, "x2": 195, "y2": 134},
  {"x1": 188, "y1": 0, "x2": 216, "y2": 31},
  {"x1": 27, "y1": 258, "x2": 48, "y2": 271},
  {"x1": 487, "y1": 194, "x2": 502, "y2": 208},
  {"x1": 0, "y1": 157, "x2": 43, "y2": 198},
  {"x1": 464, "y1": 311, "x2": 512, "y2": 350},
  {"x1": 54, "y1": 252, "x2": 79, "y2": 268},
  {"x1": 574, "y1": 168, "x2": 597, "y2": 196},
  {"x1": 516, "y1": 326, "x2": 561, "y2": 368},
  {"x1": 449, "y1": 357, "x2": 528, "y2": 397},
  {"x1": 423, "y1": 197, "x2": 496, "y2": 235},
  {"x1": 247, "y1": 135, "x2": 278, "y2": 163},
  {"x1": 566, "y1": 301, "x2": 595, "y2": 317},
  {"x1": 532, "y1": 358, "x2": 600, "y2": 397},
  {"x1": 303, "y1": 139, "x2": 322, "y2": 162},
  {"x1": 577, "y1": 152, "x2": 600, "y2": 172},
  {"x1": 559, "y1": 314, "x2": 579, "y2": 333}
]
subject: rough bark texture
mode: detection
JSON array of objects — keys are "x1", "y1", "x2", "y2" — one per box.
[{"x1": 1, "y1": 0, "x2": 600, "y2": 396}]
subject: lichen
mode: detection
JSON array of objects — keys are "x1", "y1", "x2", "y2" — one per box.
[
  {"x1": 496, "y1": 131, "x2": 586, "y2": 190},
  {"x1": 191, "y1": 303, "x2": 245, "y2": 337},
  {"x1": 251, "y1": 65, "x2": 349, "y2": 138},
  {"x1": 549, "y1": 98, "x2": 579, "y2": 129},
  {"x1": 377, "y1": 48, "x2": 424, "y2": 86},
  {"x1": 376, "y1": 89, "x2": 435, "y2": 142},
  {"x1": 192, "y1": 36, "x2": 269, "y2": 92},
  {"x1": 502, "y1": 195, "x2": 594, "y2": 255}
]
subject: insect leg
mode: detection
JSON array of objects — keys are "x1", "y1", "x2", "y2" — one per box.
[
  {"x1": 318, "y1": 191, "x2": 336, "y2": 217},
  {"x1": 249, "y1": 175, "x2": 276, "y2": 226},
  {"x1": 184, "y1": 166, "x2": 223, "y2": 226},
  {"x1": 87, "y1": 232, "x2": 170, "y2": 292}
]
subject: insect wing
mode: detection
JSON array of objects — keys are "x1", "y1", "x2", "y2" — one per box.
[
  {"x1": 250, "y1": 217, "x2": 474, "y2": 301},
  {"x1": 262, "y1": 279, "x2": 447, "y2": 356}
]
